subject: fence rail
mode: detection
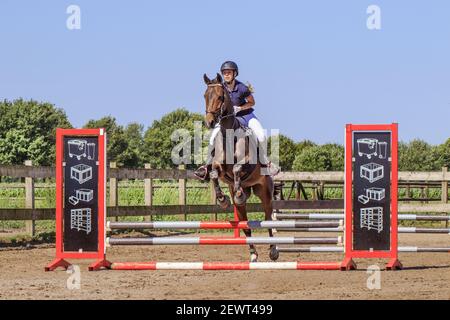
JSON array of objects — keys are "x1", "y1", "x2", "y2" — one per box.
[
  {"x1": 0, "y1": 164, "x2": 448, "y2": 232},
  {"x1": 1, "y1": 164, "x2": 450, "y2": 182}
]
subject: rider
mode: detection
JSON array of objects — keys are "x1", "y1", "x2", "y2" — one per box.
[{"x1": 194, "y1": 61, "x2": 280, "y2": 180}]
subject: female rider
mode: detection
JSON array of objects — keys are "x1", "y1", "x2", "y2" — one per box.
[{"x1": 194, "y1": 61, "x2": 280, "y2": 180}]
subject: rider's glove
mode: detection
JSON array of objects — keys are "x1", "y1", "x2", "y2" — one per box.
[{"x1": 233, "y1": 106, "x2": 242, "y2": 114}]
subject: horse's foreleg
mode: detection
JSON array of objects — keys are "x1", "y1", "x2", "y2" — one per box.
[
  {"x1": 232, "y1": 164, "x2": 246, "y2": 205},
  {"x1": 211, "y1": 165, "x2": 230, "y2": 209}
]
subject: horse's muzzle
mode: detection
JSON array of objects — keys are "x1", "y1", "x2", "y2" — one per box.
[{"x1": 205, "y1": 119, "x2": 215, "y2": 129}]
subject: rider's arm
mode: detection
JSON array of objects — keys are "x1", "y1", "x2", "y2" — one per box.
[{"x1": 239, "y1": 94, "x2": 255, "y2": 110}]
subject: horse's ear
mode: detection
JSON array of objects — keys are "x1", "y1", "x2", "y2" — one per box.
[
  {"x1": 203, "y1": 74, "x2": 211, "y2": 84},
  {"x1": 216, "y1": 73, "x2": 223, "y2": 83}
]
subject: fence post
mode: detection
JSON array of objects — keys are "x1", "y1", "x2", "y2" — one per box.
[
  {"x1": 442, "y1": 167, "x2": 448, "y2": 227},
  {"x1": 110, "y1": 161, "x2": 119, "y2": 222},
  {"x1": 144, "y1": 163, "x2": 153, "y2": 221},
  {"x1": 295, "y1": 181, "x2": 301, "y2": 200},
  {"x1": 179, "y1": 164, "x2": 186, "y2": 221},
  {"x1": 441, "y1": 167, "x2": 448, "y2": 203},
  {"x1": 210, "y1": 180, "x2": 217, "y2": 221},
  {"x1": 25, "y1": 160, "x2": 35, "y2": 237},
  {"x1": 312, "y1": 183, "x2": 317, "y2": 201}
]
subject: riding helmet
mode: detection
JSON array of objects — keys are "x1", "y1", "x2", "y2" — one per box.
[{"x1": 220, "y1": 61, "x2": 239, "y2": 76}]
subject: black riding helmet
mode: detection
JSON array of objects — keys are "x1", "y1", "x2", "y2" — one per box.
[{"x1": 220, "y1": 61, "x2": 238, "y2": 77}]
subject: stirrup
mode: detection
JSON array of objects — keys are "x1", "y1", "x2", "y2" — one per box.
[
  {"x1": 194, "y1": 165, "x2": 210, "y2": 181},
  {"x1": 261, "y1": 162, "x2": 280, "y2": 176}
]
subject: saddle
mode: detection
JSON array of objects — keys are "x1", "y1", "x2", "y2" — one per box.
[{"x1": 235, "y1": 117, "x2": 254, "y2": 137}]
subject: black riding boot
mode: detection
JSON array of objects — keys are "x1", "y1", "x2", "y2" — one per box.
[
  {"x1": 194, "y1": 152, "x2": 214, "y2": 182},
  {"x1": 258, "y1": 143, "x2": 280, "y2": 176}
]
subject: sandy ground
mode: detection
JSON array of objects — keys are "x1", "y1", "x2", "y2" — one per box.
[{"x1": 0, "y1": 232, "x2": 449, "y2": 300}]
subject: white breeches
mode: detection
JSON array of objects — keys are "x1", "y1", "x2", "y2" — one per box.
[{"x1": 208, "y1": 118, "x2": 267, "y2": 146}]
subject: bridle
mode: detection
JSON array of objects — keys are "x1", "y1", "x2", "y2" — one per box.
[{"x1": 206, "y1": 83, "x2": 234, "y2": 125}]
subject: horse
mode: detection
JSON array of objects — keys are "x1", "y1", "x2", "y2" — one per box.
[{"x1": 202, "y1": 72, "x2": 277, "y2": 262}]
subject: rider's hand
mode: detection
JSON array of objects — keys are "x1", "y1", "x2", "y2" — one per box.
[{"x1": 233, "y1": 106, "x2": 242, "y2": 114}]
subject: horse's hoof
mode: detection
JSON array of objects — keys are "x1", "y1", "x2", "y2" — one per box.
[
  {"x1": 250, "y1": 253, "x2": 258, "y2": 263},
  {"x1": 269, "y1": 246, "x2": 279, "y2": 261},
  {"x1": 218, "y1": 195, "x2": 231, "y2": 209},
  {"x1": 234, "y1": 190, "x2": 246, "y2": 205},
  {"x1": 234, "y1": 195, "x2": 245, "y2": 206}
]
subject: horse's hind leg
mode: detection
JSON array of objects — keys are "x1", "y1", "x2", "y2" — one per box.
[
  {"x1": 232, "y1": 190, "x2": 258, "y2": 262},
  {"x1": 253, "y1": 179, "x2": 278, "y2": 260}
]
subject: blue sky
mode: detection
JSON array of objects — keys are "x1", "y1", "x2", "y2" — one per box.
[{"x1": 1, "y1": 1, "x2": 449, "y2": 144}]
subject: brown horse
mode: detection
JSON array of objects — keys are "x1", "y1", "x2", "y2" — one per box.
[{"x1": 203, "y1": 73, "x2": 277, "y2": 262}]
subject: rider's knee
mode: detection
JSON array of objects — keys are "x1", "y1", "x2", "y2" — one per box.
[{"x1": 209, "y1": 128, "x2": 221, "y2": 145}]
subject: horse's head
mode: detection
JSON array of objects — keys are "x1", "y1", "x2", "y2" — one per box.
[{"x1": 203, "y1": 73, "x2": 226, "y2": 129}]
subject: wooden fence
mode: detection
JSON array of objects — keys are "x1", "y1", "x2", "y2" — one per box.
[{"x1": 0, "y1": 162, "x2": 449, "y2": 236}]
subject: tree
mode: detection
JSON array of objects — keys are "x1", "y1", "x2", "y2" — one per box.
[
  {"x1": 292, "y1": 143, "x2": 344, "y2": 171},
  {"x1": 398, "y1": 140, "x2": 440, "y2": 171},
  {"x1": 123, "y1": 123, "x2": 145, "y2": 167},
  {"x1": 142, "y1": 108, "x2": 205, "y2": 169},
  {"x1": 434, "y1": 138, "x2": 450, "y2": 169},
  {"x1": 268, "y1": 134, "x2": 297, "y2": 171},
  {"x1": 296, "y1": 140, "x2": 316, "y2": 155},
  {"x1": 84, "y1": 116, "x2": 133, "y2": 167},
  {"x1": 0, "y1": 99, "x2": 71, "y2": 165}
]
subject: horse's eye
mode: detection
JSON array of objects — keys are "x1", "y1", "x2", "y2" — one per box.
[{"x1": 218, "y1": 96, "x2": 224, "y2": 102}]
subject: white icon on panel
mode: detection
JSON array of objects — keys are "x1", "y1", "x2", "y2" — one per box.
[
  {"x1": 360, "y1": 207, "x2": 383, "y2": 233},
  {"x1": 68, "y1": 140, "x2": 87, "y2": 160},
  {"x1": 358, "y1": 195, "x2": 370, "y2": 204},
  {"x1": 69, "y1": 189, "x2": 94, "y2": 205},
  {"x1": 357, "y1": 138, "x2": 388, "y2": 159},
  {"x1": 357, "y1": 138, "x2": 378, "y2": 159},
  {"x1": 68, "y1": 140, "x2": 96, "y2": 160},
  {"x1": 377, "y1": 142, "x2": 387, "y2": 159},
  {"x1": 70, "y1": 164, "x2": 92, "y2": 184},
  {"x1": 366, "y1": 187, "x2": 385, "y2": 201},
  {"x1": 360, "y1": 162, "x2": 384, "y2": 183},
  {"x1": 358, "y1": 187, "x2": 386, "y2": 204},
  {"x1": 87, "y1": 143, "x2": 96, "y2": 160},
  {"x1": 70, "y1": 208, "x2": 92, "y2": 234}
]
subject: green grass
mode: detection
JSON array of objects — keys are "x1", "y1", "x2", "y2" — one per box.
[{"x1": 0, "y1": 182, "x2": 448, "y2": 242}]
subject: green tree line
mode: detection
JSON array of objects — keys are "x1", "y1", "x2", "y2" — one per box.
[{"x1": 1, "y1": 99, "x2": 449, "y2": 171}]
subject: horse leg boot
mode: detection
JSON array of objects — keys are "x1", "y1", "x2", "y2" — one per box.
[
  {"x1": 211, "y1": 167, "x2": 231, "y2": 209},
  {"x1": 194, "y1": 149, "x2": 214, "y2": 182},
  {"x1": 234, "y1": 203, "x2": 258, "y2": 262},
  {"x1": 243, "y1": 228, "x2": 258, "y2": 263},
  {"x1": 232, "y1": 164, "x2": 246, "y2": 205}
]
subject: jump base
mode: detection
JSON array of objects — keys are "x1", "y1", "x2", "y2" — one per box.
[{"x1": 45, "y1": 258, "x2": 71, "y2": 272}]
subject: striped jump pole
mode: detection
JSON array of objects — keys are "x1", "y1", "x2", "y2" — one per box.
[
  {"x1": 274, "y1": 227, "x2": 450, "y2": 234},
  {"x1": 109, "y1": 261, "x2": 344, "y2": 270},
  {"x1": 273, "y1": 212, "x2": 450, "y2": 221},
  {"x1": 275, "y1": 246, "x2": 450, "y2": 253},
  {"x1": 398, "y1": 227, "x2": 450, "y2": 234},
  {"x1": 106, "y1": 236, "x2": 343, "y2": 246},
  {"x1": 107, "y1": 220, "x2": 343, "y2": 230}
]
